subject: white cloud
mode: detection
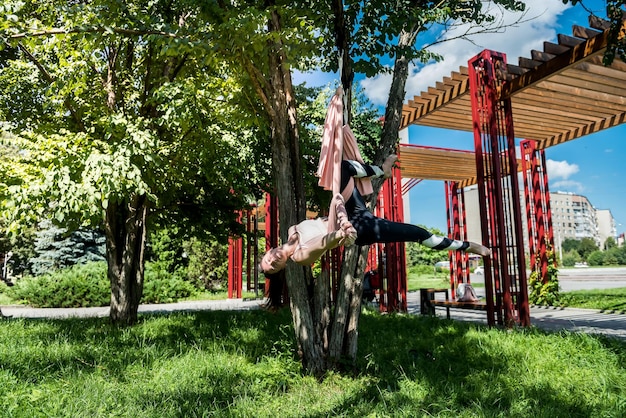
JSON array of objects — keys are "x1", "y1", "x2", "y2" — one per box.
[
  {"x1": 551, "y1": 180, "x2": 585, "y2": 193},
  {"x1": 360, "y1": 0, "x2": 571, "y2": 106},
  {"x1": 546, "y1": 159, "x2": 579, "y2": 179},
  {"x1": 360, "y1": 70, "x2": 394, "y2": 106}
]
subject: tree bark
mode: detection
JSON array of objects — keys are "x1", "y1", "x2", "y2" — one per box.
[
  {"x1": 104, "y1": 194, "x2": 148, "y2": 325},
  {"x1": 378, "y1": 29, "x2": 417, "y2": 164},
  {"x1": 334, "y1": 28, "x2": 418, "y2": 367},
  {"x1": 265, "y1": 7, "x2": 328, "y2": 376},
  {"x1": 328, "y1": 244, "x2": 361, "y2": 365},
  {"x1": 331, "y1": 0, "x2": 353, "y2": 123}
]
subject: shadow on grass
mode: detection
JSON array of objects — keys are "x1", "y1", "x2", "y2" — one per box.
[
  {"x1": 0, "y1": 308, "x2": 296, "y2": 385},
  {"x1": 561, "y1": 288, "x2": 626, "y2": 313},
  {"x1": 1, "y1": 308, "x2": 624, "y2": 417},
  {"x1": 348, "y1": 312, "x2": 619, "y2": 417}
]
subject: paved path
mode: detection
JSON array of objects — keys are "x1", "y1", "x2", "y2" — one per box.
[
  {"x1": 1, "y1": 298, "x2": 262, "y2": 319},
  {"x1": 404, "y1": 291, "x2": 626, "y2": 340},
  {"x1": 2, "y1": 291, "x2": 625, "y2": 340}
]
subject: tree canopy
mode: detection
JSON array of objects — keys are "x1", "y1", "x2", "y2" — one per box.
[{"x1": 1, "y1": 0, "x2": 270, "y2": 239}]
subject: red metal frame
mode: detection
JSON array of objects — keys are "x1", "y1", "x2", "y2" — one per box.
[
  {"x1": 445, "y1": 181, "x2": 470, "y2": 300},
  {"x1": 521, "y1": 139, "x2": 556, "y2": 283},
  {"x1": 228, "y1": 210, "x2": 243, "y2": 299},
  {"x1": 374, "y1": 159, "x2": 407, "y2": 313},
  {"x1": 468, "y1": 49, "x2": 530, "y2": 327}
]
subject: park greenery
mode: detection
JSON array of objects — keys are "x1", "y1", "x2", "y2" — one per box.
[
  {"x1": 3, "y1": 257, "x2": 625, "y2": 313},
  {"x1": 2, "y1": 0, "x2": 625, "y2": 377},
  {"x1": 0, "y1": 308, "x2": 624, "y2": 417}
]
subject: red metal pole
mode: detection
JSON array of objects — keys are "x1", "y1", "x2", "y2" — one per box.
[
  {"x1": 228, "y1": 210, "x2": 243, "y2": 299},
  {"x1": 445, "y1": 182, "x2": 456, "y2": 298},
  {"x1": 382, "y1": 179, "x2": 399, "y2": 312},
  {"x1": 540, "y1": 149, "x2": 556, "y2": 266},
  {"x1": 521, "y1": 140, "x2": 537, "y2": 277},
  {"x1": 393, "y1": 157, "x2": 407, "y2": 312},
  {"x1": 246, "y1": 209, "x2": 252, "y2": 292},
  {"x1": 468, "y1": 49, "x2": 530, "y2": 327},
  {"x1": 264, "y1": 193, "x2": 278, "y2": 298}
]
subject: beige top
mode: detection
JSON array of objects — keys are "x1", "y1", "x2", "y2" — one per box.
[{"x1": 292, "y1": 218, "x2": 328, "y2": 253}]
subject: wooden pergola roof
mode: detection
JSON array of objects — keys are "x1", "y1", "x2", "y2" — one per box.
[{"x1": 399, "y1": 16, "x2": 626, "y2": 184}]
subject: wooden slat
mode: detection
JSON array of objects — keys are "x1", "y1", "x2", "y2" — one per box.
[
  {"x1": 574, "y1": 60, "x2": 626, "y2": 82},
  {"x1": 531, "y1": 50, "x2": 556, "y2": 62},
  {"x1": 543, "y1": 41, "x2": 571, "y2": 55},
  {"x1": 557, "y1": 33, "x2": 586, "y2": 47},
  {"x1": 534, "y1": 79, "x2": 626, "y2": 105},
  {"x1": 502, "y1": 28, "x2": 612, "y2": 98},
  {"x1": 399, "y1": 17, "x2": 626, "y2": 184},
  {"x1": 572, "y1": 25, "x2": 603, "y2": 39}
]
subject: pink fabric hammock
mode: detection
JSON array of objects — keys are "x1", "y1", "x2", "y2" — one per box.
[{"x1": 316, "y1": 87, "x2": 373, "y2": 232}]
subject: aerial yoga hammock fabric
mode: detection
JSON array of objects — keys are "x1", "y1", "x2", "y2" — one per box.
[
  {"x1": 258, "y1": 88, "x2": 490, "y2": 275},
  {"x1": 316, "y1": 87, "x2": 372, "y2": 234}
]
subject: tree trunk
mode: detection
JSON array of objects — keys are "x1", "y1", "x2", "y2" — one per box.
[
  {"x1": 266, "y1": 7, "x2": 327, "y2": 376},
  {"x1": 379, "y1": 30, "x2": 416, "y2": 162},
  {"x1": 332, "y1": 0, "x2": 353, "y2": 123},
  {"x1": 104, "y1": 194, "x2": 148, "y2": 325},
  {"x1": 328, "y1": 244, "x2": 361, "y2": 365},
  {"x1": 333, "y1": 28, "x2": 418, "y2": 367}
]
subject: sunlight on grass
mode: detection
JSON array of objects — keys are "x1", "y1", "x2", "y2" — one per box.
[
  {"x1": 2, "y1": 263, "x2": 623, "y2": 415},
  {"x1": 561, "y1": 287, "x2": 626, "y2": 312},
  {"x1": 0, "y1": 305, "x2": 624, "y2": 416},
  {"x1": 407, "y1": 271, "x2": 449, "y2": 291},
  {"x1": 407, "y1": 270, "x2": 485, "y2": 292}
]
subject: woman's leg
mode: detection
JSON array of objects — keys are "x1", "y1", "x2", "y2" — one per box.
[{"x1": 351, "y1": 212, "x2": 491, "y2": 255}]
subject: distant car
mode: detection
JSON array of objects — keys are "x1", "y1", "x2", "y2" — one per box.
[
  {"x1": 474, "y1": 266, "x2": 484, "y2": 275},
  {"x1": 434, "y1": 261, "x2": 450, "y2": 271}
]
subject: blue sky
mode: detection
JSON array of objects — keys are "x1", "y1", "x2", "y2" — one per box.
[{"x1": 295, "y1": 0, "x2": 625, "y2": 236}]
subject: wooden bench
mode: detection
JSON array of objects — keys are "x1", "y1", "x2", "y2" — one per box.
[{"x1": 420, "y1": 287, "x2": 487, "y2": 319}]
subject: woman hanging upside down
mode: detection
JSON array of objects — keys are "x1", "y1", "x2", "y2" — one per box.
[{"x1": 259, "y1": 154, "x2": 491, "y2": 275}]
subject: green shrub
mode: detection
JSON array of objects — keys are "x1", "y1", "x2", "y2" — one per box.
[
  {"x1": 142, "y1": 261, "x2": 198, "y2": 304},
  {"x1": 408, "y1": 264, "x2": 438, "y2": 276},
  {"x1": 561, "y1": 250, "x2": 580, "y2": 267},
  {"x1": 7, "y1": 261, "x2": 109, "y2": 308},
  {"x1": 183, "y1": 237, "x2": 228, "y2": 291},
  {"x1": 6, "y1": 260, "x2": 201, "y2": 308},
  {"x1": 606, "y1": 246, "x2": 626, "y2": 265},
  {"x1": 586, "y1": 250, "x2": 604, "y2": 266},
  {"x1": 528, "y1": 241, "x2": 560, "y2": 306}
]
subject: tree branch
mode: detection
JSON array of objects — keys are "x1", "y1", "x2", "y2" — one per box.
[
  {"x1": 241, "y1": 54, "x2": 275, "y2": 121},
  {"x1": 15, "y1": 42, "x2": 85, "y2": 131},
  {"x1": 9, "y1": 26, "x2": 180, "y2": 40}
]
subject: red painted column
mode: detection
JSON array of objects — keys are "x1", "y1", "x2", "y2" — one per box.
[
  {"x1": 376, "y1": 159, "x2": 408, "y2": 313},
  {"x1": 393, "y1": 156, "x2": 408, "y2": 312},
  {"x1": 228, "y1": 210, "x2": 243, "y2": 299},
  {"x1": 468, "y1": 49, "x2": 530, "y2": 327},
  {"x1": 264, "y1": 193, "x2": 279, "y2": 298},
  {"x1": 540, "y1": 150, "x2": 556, "y2": 268},
  {"x1": 521, "y1": 140, "x2": 556, "y2": 284},
  {"x1": 445, "y1": 181, "x2": 471, "y2": 301},
  {"x1": 246, "y1": 209, "x2": 252, "y2": 292}
]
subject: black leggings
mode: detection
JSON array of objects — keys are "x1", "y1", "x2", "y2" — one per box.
[
  {"x1": 351, "y1": 209, "x2": 467, "y2": 250},
  {"x1": 341, "y1": 160, "x2": 468, "y2": 251}
]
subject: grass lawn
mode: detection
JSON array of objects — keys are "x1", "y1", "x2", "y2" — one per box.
[
  {"x1": 407, "y1": 271, "x2": 626, "y2": 312},
  {"x1": 561, "y1": 287, "x2": 626, "y2": 313},
  {"x1": 0, "y1": 308, "x2": 624, "y2": 417},
  {"x1": 1, "y1": 268, "x2": 626, "y2": 416},
  {"x1": 407, "y1": 271, "x2": 485, "y2": 292}
]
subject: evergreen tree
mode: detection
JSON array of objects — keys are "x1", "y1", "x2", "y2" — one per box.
[{"x1": 29, "y1": 220, "x2": 105, "y2": 276}]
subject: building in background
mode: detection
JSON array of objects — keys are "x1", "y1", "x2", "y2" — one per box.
[
  {"x1": 597, "y1": 209, "x2": 617, "y2": 249},
  {"x1": 463, "y1": 188, "x2": 617, "y2": 258}
]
